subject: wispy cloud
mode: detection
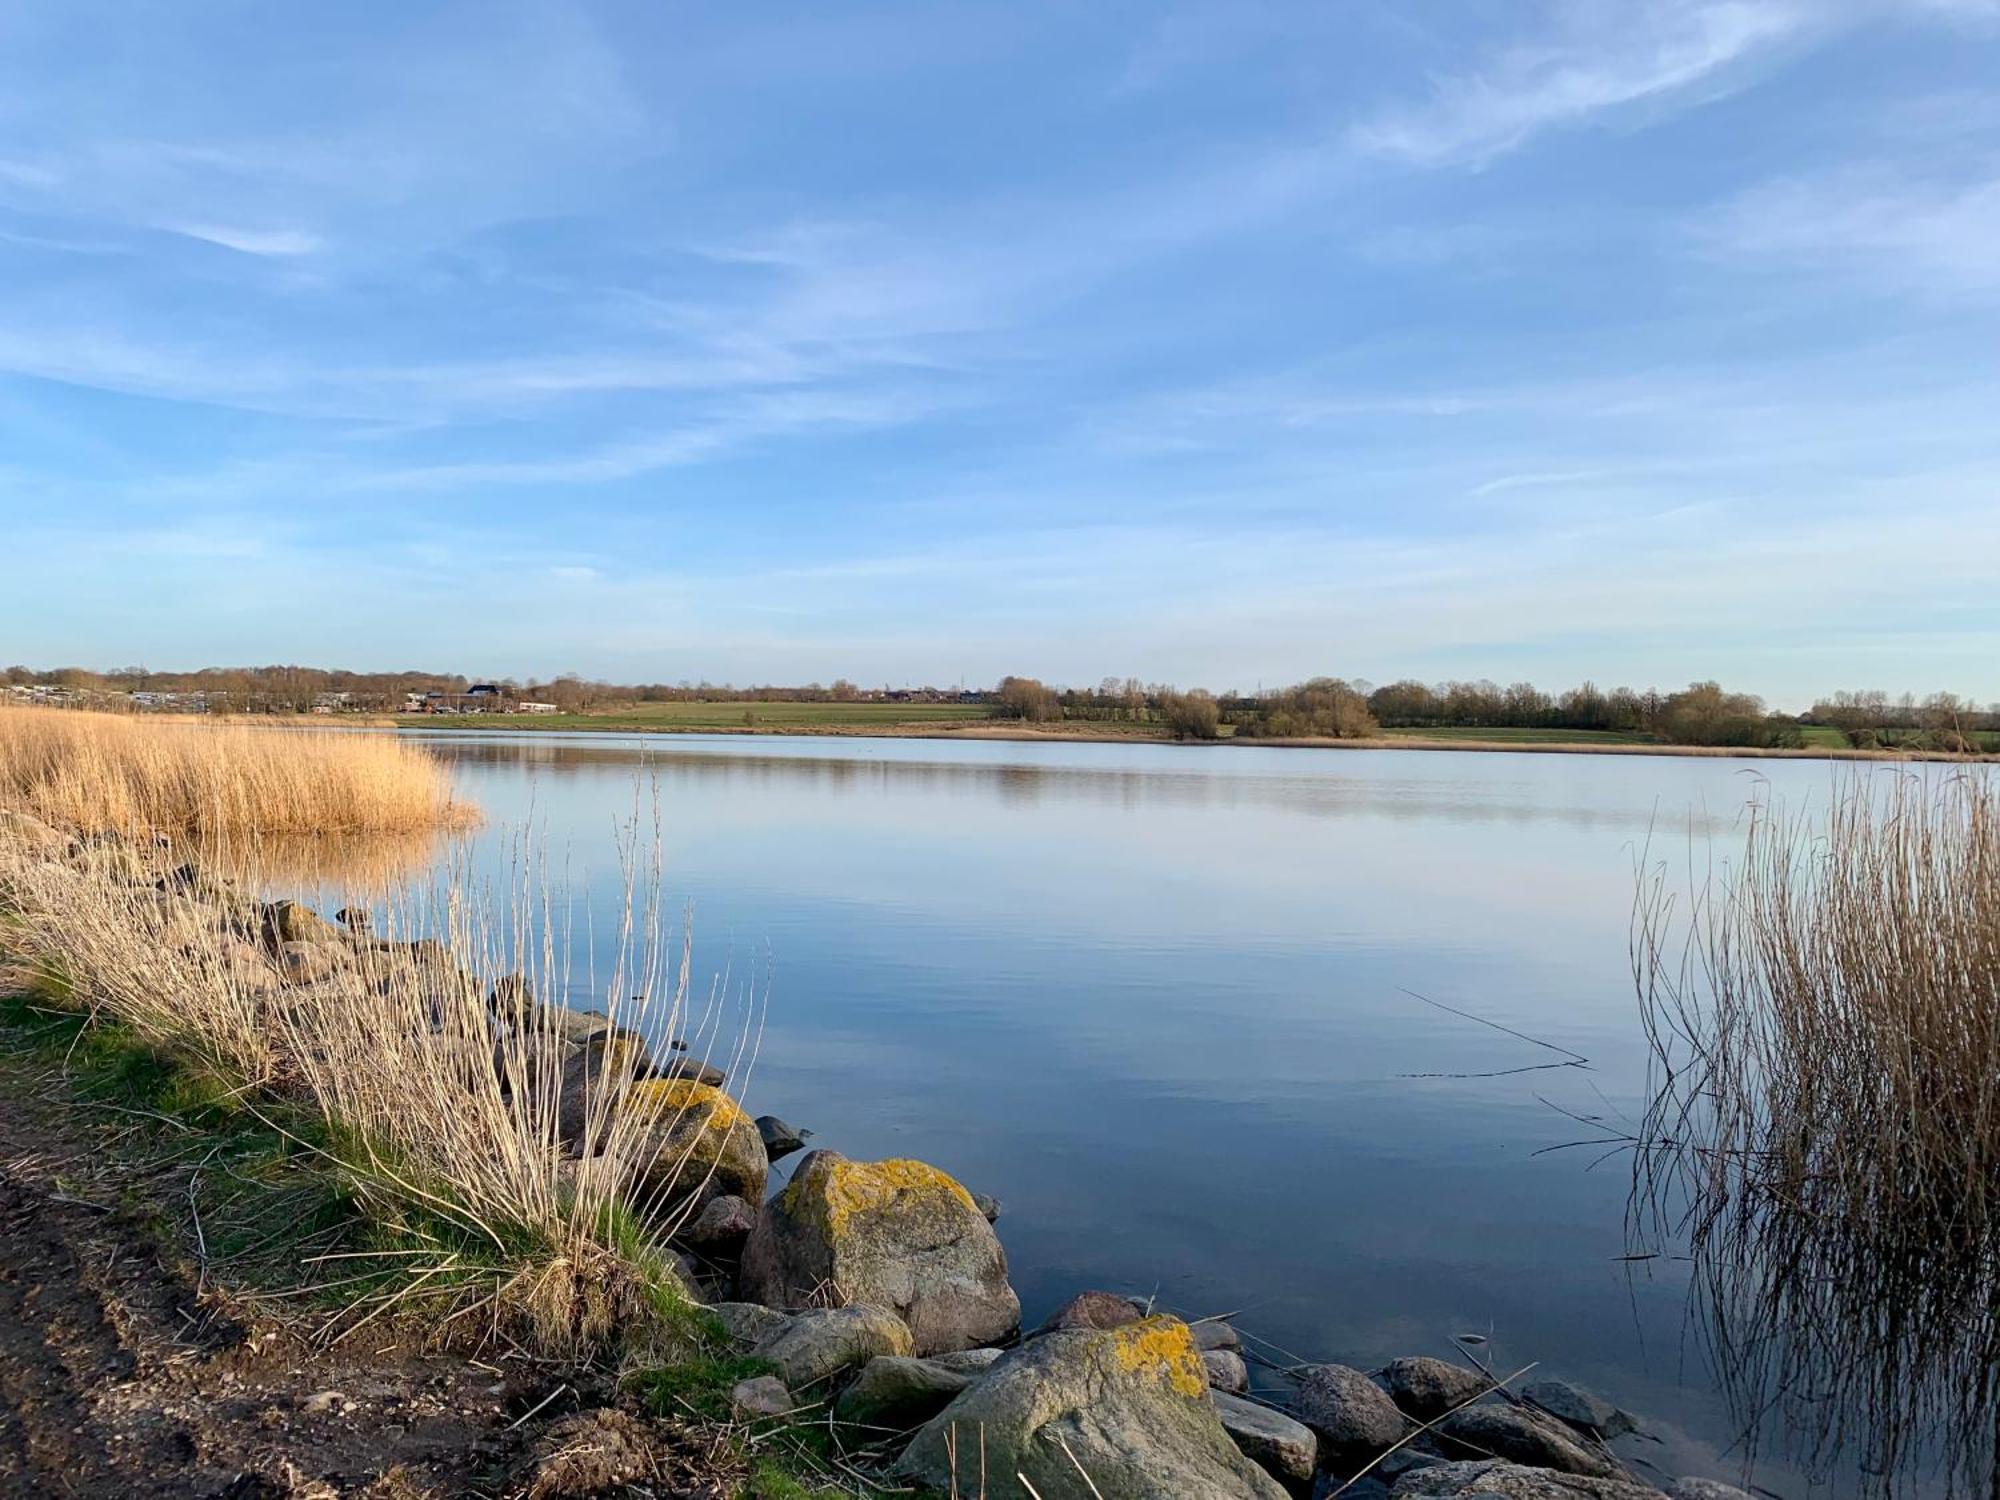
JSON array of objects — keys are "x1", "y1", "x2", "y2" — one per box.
[
  {"x1": 166, "y1": 223, "x2": 322, "y2": 256},
  {"x1": 1699, "y1": 167, "x2": 2000, "y2": 293},
  {"x1": 1350, "y1": 1, "x2": 1811, "y2": 167}
]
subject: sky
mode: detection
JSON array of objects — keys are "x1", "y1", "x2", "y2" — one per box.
[{"x1": 2, "y1": 1, "x2": 1998, "y2": 706}]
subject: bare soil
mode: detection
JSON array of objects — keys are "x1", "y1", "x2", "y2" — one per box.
[{"x1": 0, "y1": 1055, "x2": 718, "y2": 1499}]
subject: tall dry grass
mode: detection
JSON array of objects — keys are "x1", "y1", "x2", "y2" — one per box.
[
  {"x1": 0, "y1": 704, "x2": 474, "y2": 837},
  {"x1": 0, "y1": 814, "x2": 760, "y2": 1360},
  {"x1": 1633, "y1": 769, "x2": 2000, "y2": 1494}
]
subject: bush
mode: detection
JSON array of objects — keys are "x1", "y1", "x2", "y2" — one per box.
[
  {"x1": 994, "y1": 676, "x2": 1060, "y2": 723},
  {"x1": 1158, "y1": 691, "x2": 1220, "y2": 741},
  {"x1": 1237, "y1": 679, "x2": 1376, "y2": 739}
]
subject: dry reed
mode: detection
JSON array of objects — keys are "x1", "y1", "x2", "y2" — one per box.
[
  {"x1": 0, "y1": 703, "x2": 474, "y2": 837},
  {"x1": 0, "y1": 811, "x2": 758, "y2": 1361},
  {"x1": 1632, "y1": 768, "x2": 2000, "y2": 1494}
]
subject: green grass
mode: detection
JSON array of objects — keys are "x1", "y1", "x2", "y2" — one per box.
[
  {"x1": 1376, "y1": 725, "x2": 1660, "y2": 745},
  {"x1": 403, "y1": 700, "x2": 994, "y2": 733},
  {"x1": 0, "y1": 972, "x2": 902, "y2": 1497}
]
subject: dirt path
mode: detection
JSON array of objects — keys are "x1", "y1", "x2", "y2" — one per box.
[{"x1": 0, "y1": 1061, "x2": 544, "y2": 1498}]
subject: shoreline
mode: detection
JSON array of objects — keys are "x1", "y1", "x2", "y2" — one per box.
[
  {"x1": 369, "y1": 715, "x2": 2000, "y2": 764},
  {"x1": 0, "y1": 842, "x2": 1685, "y2": 1498}
]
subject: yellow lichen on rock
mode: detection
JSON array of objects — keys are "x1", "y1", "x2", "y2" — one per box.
[
  {"x1": 631, "y1": 1077, "x2": 748, "y2": 1131},
  {"x1": 1110, "y1": 1317, "x2": 1207, "y2": 1399},
  {"x1": 793, "y1": 1156, "x2": 978, "y2": 1237}
]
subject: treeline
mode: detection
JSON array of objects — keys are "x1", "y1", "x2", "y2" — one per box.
[
  {"x1": 993, "y1": 675, "x2": 2000, "y2": 748},
  {"x1": 9, "y1": 664, "x2": 1995, "y2": 752},
  {"x1": 1806, "y1": 690, "x2": 1999, "y2": 753}
]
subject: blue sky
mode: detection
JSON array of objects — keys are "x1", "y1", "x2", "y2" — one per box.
[{"x1": 3, "y1": 1, "x2": 1998, "y2": 705}]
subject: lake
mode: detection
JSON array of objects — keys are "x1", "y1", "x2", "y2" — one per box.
[{"x1": 398, "y1": 730, "x2": 1840, "y2": 1489}]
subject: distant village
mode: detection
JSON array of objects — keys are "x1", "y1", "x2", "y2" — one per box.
[
  {"x1": 4, "y1": 677, "x2": 985, "y2": 717},
  {"x1": 3, "y1": 681, "x2": 562, "y2": 716}
]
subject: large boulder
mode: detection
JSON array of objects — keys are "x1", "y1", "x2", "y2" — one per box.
[
  {"x1": 750, "y1": 1304, "x2": 914, "y2": 1391},
  {"x1": 1294, "y1": 1363, "x2": 1410, "y2": 1455},
  {"x1": 261, "y1": 899, "x2": 341, "y2": 946},
  {"x1": 1392, "y1": 1459, "x2": 1666, "y2": 1500},
  {"x1": 708, "y1": 1301, "x2": 791, "y2": 1349},
  {"x1": 681, "y1": 1194, "x2": 756, "y2": 1252},
  {"x1": 1212, "y1": 1391, "x2": 1317, "y2": 1486},
  {"x1": 1435, "y1": 1406, "x2": 1619, "y2": 1478},
  {"x1": 929, "y1": 1346, "x2": 1007, "y2": 1374},
  {"x1": 893, "y1": 1316, "x2": 1287, "y2": 1499},
  {"x1": 1381, "y1": 1356, "x2": 1491, "y2": 1421},
  {"x1": 833, "y1": 1355, "x2": 978, "y2": 1435},
  {"x1": 740, "y1": 1150, "x2": 1019, "y2": 1354},
  {"x1": 627, "y1": 1079, "x2": 768, "y2": 1222}
]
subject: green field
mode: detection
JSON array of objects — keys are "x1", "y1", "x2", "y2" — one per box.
[
  {"x1": 402, "y1": 699, "x2": 996, "y2": 733},
  {"x1": 1376, "y1": 725, "x2": 1659, "y2": 746}
]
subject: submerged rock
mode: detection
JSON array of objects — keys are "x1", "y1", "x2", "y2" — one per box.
[
  {"x1": 892, "y1": 1316, "x2": 1287, "y2": 1499},
  {"x1": 1381, "y1": 1356, "x2": 1491, "y2": 1421},
  {"x1": 750, "y1": 1304, "x2": 914, "y2": 1391},
  {"x1": 1212, "y1": 1390, "x2": 1317, "y2": 1486},
  {"x1": 1436, "y1": 1406, "x2": 1619, "y2": 1478},
  {"x1": 1391, "y1": 1458, "x2": 1666, "y2": 1500},
  {"x1": 1523, "y1": 1378, "x2": 1636, "y2": 1438},
  {"x1": 1668, "y1": 1480, "x2": 1753, "y2": 1500},
  {"x1": 1294, "y1": 1363, "x2": 1410, "y2": 1455},
  {"x1": 833, "y1": 1355, "x2": 978, "y2": 1434},
  {"x1": 739, "y1": 1150, "x2": 1019, "y2": 1355}
]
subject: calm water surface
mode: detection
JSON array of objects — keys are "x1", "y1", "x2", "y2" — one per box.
[{"x1": 401, "y1": 731, "x2": 1842, "y2": 1489}]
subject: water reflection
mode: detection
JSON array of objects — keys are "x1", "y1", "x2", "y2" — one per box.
[
  {"x1": 200, "y1": 829, "x2": 460, "y2": 894},
  {"x1": 398, "y1": 731, "x2": 1852, "y2": 1491},
  {"x1": 421, "y1": 733, "x2": 1743, "y2": 836}
]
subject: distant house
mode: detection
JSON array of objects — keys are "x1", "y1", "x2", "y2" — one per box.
[{"x1": 466, "y1": 684, "x2": 502, "y2": 700}]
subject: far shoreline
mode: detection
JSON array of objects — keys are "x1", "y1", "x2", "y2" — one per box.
[{"x1": 366, "y1": 715, "x2": 2000, "y2": 765}]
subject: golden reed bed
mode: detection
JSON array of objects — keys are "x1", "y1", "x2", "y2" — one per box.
[{"x1": 0, "y1": 704, "x2": 474, "y2": 837}]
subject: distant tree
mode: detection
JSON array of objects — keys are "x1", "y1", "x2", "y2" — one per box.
[
  {"x1": 1159, "y1": 689, "x2": 1221, "y2": 740},
  {"x1": 995, "y1": 676, "x2": 1060, "y2": 722},
  {"x1": 1240, "y1": 678, "x2": 1377, "y2": 739}
]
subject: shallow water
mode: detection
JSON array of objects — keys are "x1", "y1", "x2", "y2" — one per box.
[{"x1": 398, "y1": 730, "x2": 1859, "y2": 1489}]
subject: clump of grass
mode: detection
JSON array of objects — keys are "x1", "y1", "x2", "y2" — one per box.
[
  {"x1": 0, "y1": 703, "x2": 474, "y2": 837},
  {"x1": 1633, "y1": 769, "x2": 2000, "y2": 1494}
]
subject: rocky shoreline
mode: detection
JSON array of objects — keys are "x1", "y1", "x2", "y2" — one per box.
[
  {"x1": 0, "y1": 835, "x2": 1758, "y2": 1500},
  {"x1": 428, "y1": 924, "x2": 1748, "y2": 1500}
]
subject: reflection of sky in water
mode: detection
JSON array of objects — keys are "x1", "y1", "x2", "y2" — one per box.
[{"x1": 405, "y1": 731, "x2": 1851, "y2": 1490}]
